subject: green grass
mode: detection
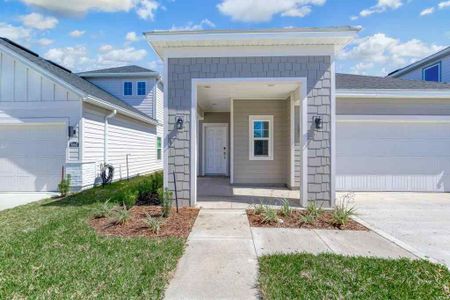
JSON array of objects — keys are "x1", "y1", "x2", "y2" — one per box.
[
  {"x1": 259, "y1": 253, "x2": 450, "y2": 300},
  {"x1": 0, "y1": 176, "x2": 184, "y2": 299}
]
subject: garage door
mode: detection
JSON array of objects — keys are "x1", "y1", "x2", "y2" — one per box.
[
  {"x1": 337, "y1": 116, "x2": 450, "y2": 192},
  {"x1": 0, "y1": 123, "x2": 66, "y2": 192}
]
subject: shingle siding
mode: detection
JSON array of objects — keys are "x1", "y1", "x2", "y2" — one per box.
[{"x1": 167, "y1": 56, "x2": 333, "y2": 207}]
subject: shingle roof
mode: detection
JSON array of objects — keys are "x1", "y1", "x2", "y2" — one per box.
[
  {"x1": 78, "y1": 65, "x2": 156, "y2": 75},
  {"x1": 0, "y1": 38, "x2": 157, "y2": 123},
  {"x1": 336, "y1": 73, "x2": 450, "y2": 90}
]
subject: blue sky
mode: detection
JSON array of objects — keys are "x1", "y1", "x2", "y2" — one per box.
[{"x1": 0, "y1": 0, "x2": 449, "y2": 75}]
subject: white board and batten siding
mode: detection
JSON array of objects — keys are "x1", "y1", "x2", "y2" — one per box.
[{"x1": 82, "y1": 103, "x2": 163, "y2": 188}]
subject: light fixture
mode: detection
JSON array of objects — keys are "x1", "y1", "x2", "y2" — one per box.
[
  {"x1": 313, "y1": 116, "x2": 323, "y2": 130},
  {"x1": 176, "y1": 116, "x2": 184, "y2": 130}
]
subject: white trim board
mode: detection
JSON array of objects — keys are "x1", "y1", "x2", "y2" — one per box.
[
  {"x1": 337, "y1": 115, "x2": 450, "y2": 123},
  {"x1": 202, "y1": 123, "x2": 229, "y2": 176},
  {"x1": 337, "y1": 89, "x2": 450, "y2": 99}
]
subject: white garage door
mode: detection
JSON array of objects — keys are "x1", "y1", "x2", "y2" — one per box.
[
  {"x1": 337, "y1": 116, "x2": 450, "y2": 192},
  {"x1": 0, "y1": 123, "x2": 66, "y2": 192}
]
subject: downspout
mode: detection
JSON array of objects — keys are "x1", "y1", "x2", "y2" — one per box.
[{"x1": 104, "y1": 109, "x2": 117, "y2": 164}]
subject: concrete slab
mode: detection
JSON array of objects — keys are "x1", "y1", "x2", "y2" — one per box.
[
  {"x1": 251, "y1": 228, "x2": 331, "y2": 256},
  {"x1": 0, "y1": 192, "x2": 57, "y2": 212}
]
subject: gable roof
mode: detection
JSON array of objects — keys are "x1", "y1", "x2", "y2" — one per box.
[
  {"x1": 0, "y1": 38, "x2": 158, "y2": 124},
  {"x1": 336, "y1": 73, "x2": 450, "y2": 90},
  {"x1": 387, "y1": 46, "x2": 450, "y2": 78},
  {"x1": 78, "y1": 65, "x2": 159, "y2": 77}
]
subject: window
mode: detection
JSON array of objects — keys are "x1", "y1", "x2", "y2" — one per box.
[
  {"x1": 249, "y1": 115, "x2": 273, "y2": 160},
  {"x1": 124, "y1": 82, "x2": 133, "y2": 95},
  {"x1": 423, "y1": 63, "x2": 441, "y2": 82},
  {"x1": 157, "y1": 137, "x2": 162, "y2": 160},
  {"x1": 137, "y1": 81, "x2": 146, "y2": 95}
]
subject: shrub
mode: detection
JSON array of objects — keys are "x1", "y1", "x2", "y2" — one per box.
[
  {"x1": 144, "y1": 214, "x2": 162, "y2": 234},
  {"x1": 121, "y1": 189, "x2": 138, "y2": 209},
  {"x1": 92, "y1": 199, "x2": 114, "y2": 219},
  {"x1": 158, "y1": 188, "x2": 173, "y2": 218},
  {"x1": 136, "y1": 172, "x2": 163, "y2": 204},
  {"x1": 58, "y1": 174, "x2": 71, "y2": 197},
  {"x1": 279, "y1": 199, "x2": 292, "y2": 217},
  {"x1": 332, "y1": 193, "x2": 357, "y2": 227},
  {"x1": 150, "y1": 172, "x2": 163, "y2": 194},
  {"x1": 306, "y1": 201, "x2": 323, "y2": 219},
  {"x1": 110, "y1": 206, "x2": 131, "y2": 225},
  {"x1": 261, "y1": 206, "x2": 279, "y2": 224},
  {"x1": 300, "y1": 214, "x2": 316, "y2": 225}
]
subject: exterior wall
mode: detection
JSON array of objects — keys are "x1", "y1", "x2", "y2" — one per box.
[
  {"x1": 81, "y1": 103, "x2": 163, "y2": 189},
  {"x1": 337, "y1": 97, "x2": 450, "y2": 115},
  {"x1": 167, "y1": 56, "x2": 333, "y2": 206},
  {"x1": 394, "y1": 54, "x2": 450, "y2": 83},
  {"x1": 198, "y1": 112, "x2": 230, "y2": 174},
  {"x1": 233, "y1": 99, "x2": 289, "y2": 185},
  {"x1": 86, "y1": 77, "x2": 158, "y2": 117}
]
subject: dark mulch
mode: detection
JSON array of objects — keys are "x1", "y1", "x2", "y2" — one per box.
[
  {"x1": 90, "y1": 206, "x2": 200, "y2": 238},
  {"x1": 247, "y1": 209, "x2": 367, "y2": 231}
]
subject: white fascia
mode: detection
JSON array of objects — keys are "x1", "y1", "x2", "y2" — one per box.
[
  {"x1": 337, "y1": 89, "x2": 450, "y2": 99},
  {"x1": 78, "y1": 72, "x2": 159, "y2": 78}
]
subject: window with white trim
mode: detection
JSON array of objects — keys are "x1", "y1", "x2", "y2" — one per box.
[
  {"x1": 137, "y1": 81, "x2": 146, "y2": 95},
  {"x1": 123, "y1": 82, "x2": 133, "y2": 95},
  {"x1": 157, "y1": 137, "x2": 162, "y2": 160},
  {"x1": 423, "y1": 63, "x2": 441, "y2": 82},
  {"x1": 249, "y1": 115, "x2": 273, "y2": 160}
]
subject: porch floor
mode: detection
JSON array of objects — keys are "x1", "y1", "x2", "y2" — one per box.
[{"x1": 197, "y1": 177, "x2": 300, "y2": 209}]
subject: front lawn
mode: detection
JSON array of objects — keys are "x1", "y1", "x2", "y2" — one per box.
[
  {"x1": 0, "y1": 176, "x2": 185, "y2": 299},
  {"x1": 259, "y1": 253, "x2": 450, "y2": 299}
]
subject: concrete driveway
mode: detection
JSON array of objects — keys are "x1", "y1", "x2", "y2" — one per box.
[
  {"x1": 348, "y1": 192, "x2": 450, "y2": 268},
  {"x1": 0, "y1": 192, "x2": 57, "y2": 212}
]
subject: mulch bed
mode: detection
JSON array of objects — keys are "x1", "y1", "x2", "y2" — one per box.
[
  {"x1": 90, "y1": 206, "x2": 200, "y2": 238},
  {"x1": 247, "y1": 209, "x2": 367, "y2": 231}
]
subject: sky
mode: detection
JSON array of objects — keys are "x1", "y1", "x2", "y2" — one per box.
[{"x1": 0, "y1": 0, "x2": 449, "y2": 76}]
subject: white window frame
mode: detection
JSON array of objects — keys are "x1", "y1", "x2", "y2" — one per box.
[
  {"x1": 123, "y1": 81, "x2": 133, "y2": 96},
  {"x1": 249, "y1": 115, "x2": 273, "y2": 161},
  {"x1": 422, "y1": 62, "x2": 441, "y2": 82},
  {"x1": 137, "y1": 81, "x2": 147, "y2": 96}
]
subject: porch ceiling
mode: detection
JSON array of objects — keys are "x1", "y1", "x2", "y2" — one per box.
[{"x1": 197, "y1": 81, "x2": 299, "y2": 112}]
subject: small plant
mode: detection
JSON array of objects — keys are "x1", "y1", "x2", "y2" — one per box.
[
  {"x1": 144, "y1": 214, "x2": 162, "y2": 234},
  {"x1": 110, "y1": 206, "x2": 130, "y2": 225},
  {"x1": 332, "y1": 193, "x2": 357, "y2": 227},
  {"x1": 261, "y1": 206, "x2": 279, "y2": 224},
  {"x1": 122, "y1": 189, "x2": 138, "y2": 209},
  {"x1": 253, "y1": 201, "x2": 265, "y2": 215},
  {"x1": 300, "y1": 213, "x2": 316, "y2": 225},
  {"x1": 158, "y1": 187, "x2": 173, "y2": 218},
  {"x1": 92, "y1": 199, "x2": 114, "y2": 219},
  {"x1": 279, "y1": 199, "x2": 292, "y2": 217},
  {"x1": 306, "y1": 201, "x2": 323, "y2": 219},
  {"x1": 58, "y1": 174, "x2": 71, "y2": 197}
]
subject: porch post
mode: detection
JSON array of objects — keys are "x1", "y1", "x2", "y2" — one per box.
[{"x1": 300, "y1": 83, "x2": 308, "y2": 207}]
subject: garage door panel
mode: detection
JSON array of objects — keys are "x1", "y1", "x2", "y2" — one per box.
[{"x1": 337, "y1": 120, "x2": 450, "y2": 192}]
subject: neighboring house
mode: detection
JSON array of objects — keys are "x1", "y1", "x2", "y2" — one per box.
[
  {"x1": 145, "y1": 28, "x2": 450, "y2": 208},
  {"x1": 0, "y1": 38, "x2": 163, "y2": 193},
  {"x1": 388, "y1": 46, "x2": 450, "y2": 83}
]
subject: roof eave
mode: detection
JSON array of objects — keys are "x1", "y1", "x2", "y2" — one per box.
[
  {"x1": 78, "y1": 72, "x2": 159, "y2": 78},
  {"x1": 336, "y1": 88, "x2": 450, "y2": 99}
]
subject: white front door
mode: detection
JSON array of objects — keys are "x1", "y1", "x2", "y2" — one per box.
[{"x1": 204, "y1": 124, "x2": 228, "y2": 175}]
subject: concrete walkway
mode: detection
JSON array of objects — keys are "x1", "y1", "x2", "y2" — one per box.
[
  {"x1": 164, "y1": 209, "x2": 259, "y2": 300},
  {"x1": 0, "y1": 192, "x2": 57, "y2": 212}
]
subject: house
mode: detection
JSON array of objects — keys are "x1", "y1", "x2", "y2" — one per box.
[
  {"x1": 0, "y1": 38, "x2": 163, "y2": 193},
  {"x1": 145, "y1": 27, "x2": 450, "y2": 208},
  {"x1": 388, "y1": 46, "x2": 450, "y2": 83}
]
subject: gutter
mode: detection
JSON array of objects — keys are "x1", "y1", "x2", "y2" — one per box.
[{"x1": 78, "y1": 72, "x2": 159, "y2": 78}]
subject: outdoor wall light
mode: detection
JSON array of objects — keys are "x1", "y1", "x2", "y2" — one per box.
[
  {"x1": 313, "y1": 116, "x2": 323, "y2": 130},
  {"x1": 176, "y1": 116, "x2": 184, "y2": 130}
]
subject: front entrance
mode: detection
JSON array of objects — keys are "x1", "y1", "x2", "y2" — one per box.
[{"x1": 203, "y1": 123, "x2": 228, "y2": 175}]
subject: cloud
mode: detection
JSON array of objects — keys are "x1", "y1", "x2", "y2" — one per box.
[
  {"x1": 126, "y1": 31, "x2": 139, "y2": 42},
  {"x1": 19, "y1": 12, "x2": 58, "y2": 30},
  {"x1": 19, "y1": 0, "x2": 160, "y2": 20},
  {"x1": 420, "y1": 7, "x2": 434, "y2": 16},
  {"x1": 70, "y1": 30, "x2": 85, "y2": 37},
  {"x1": 217, "y1": 0, "x2": 326, "y2": 22},
  {"x1": 0, "y1": 22, "x2": 32, "y2": 41},
  {"x1": 438, "y1": 1, "x2": 450, "y2": 9},
  {"x1": 37, "y1": 38, "x2": 53, "y2": 46},
  {"x1": 44, "y1": 46, "x2": 93, "y2": 69},
  {"x1": 339, "y1": 33, "x2": 444, "y2": 75},
  {"x1": 353, "y1": 0, "x2": 403, "y2": 19},
  {"x1": 98, "y1": 45, "x2": 147, "y2": 66},
  {"x1": 169, "y1": 19, "x2": 216, "y2": 31}
]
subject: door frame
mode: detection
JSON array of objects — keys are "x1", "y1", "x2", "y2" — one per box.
[{"x1": 202, "y1": 122, "x2": 229, "y2": 176}]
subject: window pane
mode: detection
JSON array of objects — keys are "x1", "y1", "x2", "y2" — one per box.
[
  {"x1": 424, "y1": 65, "x2": 440, "y2": 82},
  {"x1": 254, "y1": 140, "x2": 269, "y2": 156},
  {"x1": 124, "y1": 82, "x2": 132, "y2": 95},
  {"x1": 157, "y1": 149, "x2": 161, "y2": 160},
  {"x1": 157, "y1": 137, "x2": 161, "y2": 148},
  {"x1": 253, "y1": 121, "x2": 269, "y2": 138},
  {"x1": 137, "y1": 82, "x2": 146, "y2": 95}
]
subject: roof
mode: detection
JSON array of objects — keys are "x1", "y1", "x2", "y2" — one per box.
[
  {"x1": 336, "y1": 73, "x2": 450, "y2": 90},
  {"x1": 78, "y1": 65, "x2": 159, "y2": 77},
  {"x1": 387, "y1": 46, "x2": 450, "y2": 78},
  {"x1": 0, "y1": 38, "x2": 157, "y2": 124}
]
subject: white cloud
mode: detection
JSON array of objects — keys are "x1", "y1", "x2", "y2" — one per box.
[
  {"x1": 0, "y1": 22, "x2": 31, "y2": 41},
  {"x1": 44, "y1": 46, "x2": 93, "y2": 69},
  {"x1": 354, "y1": 0, "x2": 403, "y2": 19},
  {"x1": 170, "y1": 19, "x2": 216, "y2": 31},
  {"x1": 420, "y1": 7, "x2": 435, "y2": 16},
  {"x1": 19, "y1": 12, "x2": 58, "y2": 30},
  {"x1": 339, "y1": 33, "x2": 444, "y2": 75},
  {"x1": 217, "y1": 0, "x2": 326, "y2": 22},
  {"x1": 125, "y1": 31, "x2": 139, "y2": 42},
  {"x1": 438, "y1": 1, "x2": 450, "y2": 9},
  {"x1": 98, "y1": 45, "x2": 147, "y2": 66},
  {"x1": 70, "y1": 30, "x2": 85, "y2": 37},
  {"x1": 19, "y1": 0, "x2": 160, "y2": 20},
  {"x1": 37, "y1": 38, "x2": 53, "y2": 46}
]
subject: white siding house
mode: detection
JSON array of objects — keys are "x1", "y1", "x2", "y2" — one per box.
[{"x1": 0, "y1": 38, "x2": 163, "y2": 192}]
